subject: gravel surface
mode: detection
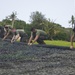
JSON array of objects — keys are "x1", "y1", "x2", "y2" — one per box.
[{"x1": 0, "y1": 40, "x2": 75, "y2": 75}]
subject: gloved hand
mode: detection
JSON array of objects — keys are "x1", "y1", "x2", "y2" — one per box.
[{"x1": 28, "y1": 43, "x2": 32, "y2": 45}]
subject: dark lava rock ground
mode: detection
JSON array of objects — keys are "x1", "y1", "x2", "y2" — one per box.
[{"x1": 0, "y1": 39, "x2": 75, "y2": 75}]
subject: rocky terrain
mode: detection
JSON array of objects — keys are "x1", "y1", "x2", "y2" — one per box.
[{"x1": 0, "y1": 39, "x2": 75, "y2": 75}]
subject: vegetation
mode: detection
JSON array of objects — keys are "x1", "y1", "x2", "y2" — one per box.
[
  {"x1": 0, "y1": 11, "x2": 74, "y2": 41},
  {"x1": 45, "y1": 40, "x2": 75, "y2": 47},
  {"x1": 6, "y1": 12, "x2": 17, "y2": 28}
]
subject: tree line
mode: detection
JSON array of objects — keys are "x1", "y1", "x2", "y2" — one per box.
[{"x1": 0, "y1": 11, "x2": 74, "y2": 41}]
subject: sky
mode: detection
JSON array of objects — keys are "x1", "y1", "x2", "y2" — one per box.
[{"x1": 0, "y1": 0, "x2": 75, "y2": 28}]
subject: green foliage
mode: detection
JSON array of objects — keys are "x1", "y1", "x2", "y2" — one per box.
[
  {"x1": 44, "y1": 21, "x2": 55, "y2": 40},
  {"x1": 29, "y1": 11, "x2": 70, "y2": 40},
  {"x1": 1, "y1": 19, "x2": 26, "y2": 29},
  {"x1": 53, "y1": 32, "x2": 69, "y2": 40},
  {"x1": 24, "y1": 24, "x2": 32, "y2": 37},
  {"x1": 29, "y1": 11, "x2": 47, "y2": 29},
  {"x1": 2, "y1": 19, "x2": 11, "y2": 25},
  {"x1": 0, "y1": 11, "x2": 72, "y2": 41},
  {"x1": 0, "y1": 21, "x2": 4, "y2": 26},
  {"x1": 14, "y1": 20, "x2": 26, "y2": 29}
]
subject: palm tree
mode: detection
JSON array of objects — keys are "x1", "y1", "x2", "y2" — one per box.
[
  {"x1": 11, "y1": 12, "x2": 17, "y2": 28},
  {"x1": 69, "y1": 15, "x2": 75, "y2": 28},
  {"x1": 69, "y1": 15, "x2": 75, "y2": 41},
  {"x1": 6, "y1": 12, "x2": 17, "y2": 28}
]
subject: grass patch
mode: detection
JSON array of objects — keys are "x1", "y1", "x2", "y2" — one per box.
[
  {"x1": 18, "y1": 39, "x2": 75, "y2": 48},
  {"x1": 44, "y1": 40, "x2": 75, "y2": 48}
]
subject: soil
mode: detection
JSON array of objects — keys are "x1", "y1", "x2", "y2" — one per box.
[{"x1": 0, "y1": 40, "x2": 75, "y2": 75}]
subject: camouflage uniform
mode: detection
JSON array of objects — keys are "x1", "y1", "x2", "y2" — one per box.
[
  {"x1": 31, "y1": 29, "x2": 47, "y2": 44},
  {"x1": 18, "y1": 31, "x2": 28, "y2": 43}
]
